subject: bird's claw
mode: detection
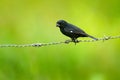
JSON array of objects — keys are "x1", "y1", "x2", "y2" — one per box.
[
  {"x1": 73, "y1": 39, "x2": 79, "y2": 45},
  {"x1": 74, "y1": 39, "x2": 79, "y2": 43}
]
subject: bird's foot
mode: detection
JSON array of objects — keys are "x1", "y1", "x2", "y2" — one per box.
[{"x1": 73, "y1": 39, "x2": 79, "y2": 45}]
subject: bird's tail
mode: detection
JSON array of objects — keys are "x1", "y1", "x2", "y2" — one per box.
[{"x1": 87, "y1": 34, "x2": 98, "y2": 40}]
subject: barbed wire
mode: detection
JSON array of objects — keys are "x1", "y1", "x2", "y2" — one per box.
[{"x1": 0, "y1": 35, "x2": 120, "y2": 48}]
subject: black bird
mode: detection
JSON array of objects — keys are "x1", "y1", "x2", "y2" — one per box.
[{"x1": 56, "y1": 20, "x2": 98, "y2": 43}]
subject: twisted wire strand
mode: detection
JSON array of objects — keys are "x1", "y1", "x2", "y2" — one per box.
[{"x1": 0, "y1": 35, "x2": 119, "y2": 48}]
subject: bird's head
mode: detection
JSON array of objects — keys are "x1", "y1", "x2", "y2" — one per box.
[{"x1": 56, "y1": 20, "x2": 68, "y2": 28}]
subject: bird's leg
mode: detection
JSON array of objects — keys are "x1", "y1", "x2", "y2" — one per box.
[{"x1": 72, "y1": 38, "x2": 79, "y2": 45}]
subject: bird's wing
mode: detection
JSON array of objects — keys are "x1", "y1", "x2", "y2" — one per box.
[{"x1": 66, "y1": 23, "x2": 87, "y2": 35}]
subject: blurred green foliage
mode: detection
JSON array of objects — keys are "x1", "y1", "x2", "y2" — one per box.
[{"x1": 0, "y1": 0, "x2": 120, "y2": 80}]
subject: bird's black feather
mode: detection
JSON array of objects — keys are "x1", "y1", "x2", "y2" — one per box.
[{"x1": 56, "y1": 20, "x2": 98, "y2": 44}]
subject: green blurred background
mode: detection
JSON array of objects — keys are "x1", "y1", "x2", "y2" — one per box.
[{"x1": 0, "y1": 0, "x2": 120, "y2": 80}]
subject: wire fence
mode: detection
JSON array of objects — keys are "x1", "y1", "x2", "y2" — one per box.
[{"x1": 0, "y1": 35, "x2": 120, "y2": 48}]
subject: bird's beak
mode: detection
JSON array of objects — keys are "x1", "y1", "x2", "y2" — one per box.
[{"x1": 56, "y1": 23, "x2": 60, "y2": 27}]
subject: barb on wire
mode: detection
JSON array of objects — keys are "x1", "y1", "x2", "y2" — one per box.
[{"x1": 0, "y1": 35, "x2": 120, "y2": 48}]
